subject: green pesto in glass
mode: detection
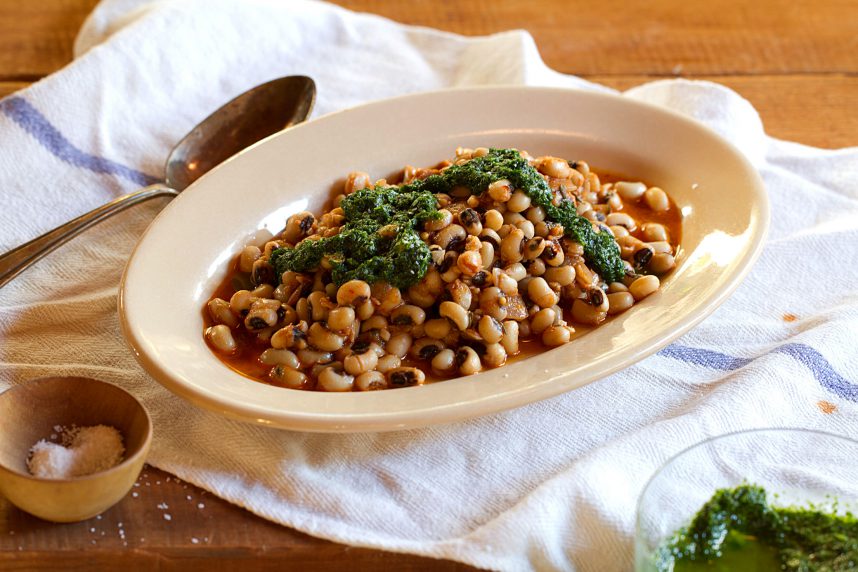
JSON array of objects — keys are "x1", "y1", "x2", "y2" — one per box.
[
  {"x1": 654, "y1": 484, "x2": 858, "y2": 571},
  {"x1": 271, "y1": 148, "x2": 626, "y2": 288}
]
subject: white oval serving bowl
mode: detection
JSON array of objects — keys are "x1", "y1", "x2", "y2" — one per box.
[{"x1": 119, "y1": 86, "x2": 768, "y2": 432}]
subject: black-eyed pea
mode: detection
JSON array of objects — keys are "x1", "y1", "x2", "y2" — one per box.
[
  {"x1": 455, "y1": 346, "x2": 482, "y2": 375},
  {"x1": 387, "y1": 367, "x2": 426, "y2": 387},
  {"x1": 507, "y1": 190, "x2": 531, "y2": 213},
  {"x1": 250, "y1": 284, "x2": 274, "y2": 300},
  {"x1": 376, "y1": 354, "x2": 401, "y2": 373},
  {"x1": 268, "y1": 365, "x2": 307, "y2": 389},
  {"x1": 390, "y1": 304, "x2": 426, "y2": 326},
  {"x1": 644, "y1": 187, "x2": 670, "y2": 211},
  {"x1": 479, "y1": 287, "x2": 508, "y2": 321},
  {"x1": 283, "y1": 211, "x2": 316, "y2": 242},
  {"x1": 501, "y1": 320, "x2": 519, "y2": 355},
  {"x1": 493, "y1": 270, "x2": 519, "y2": 296},
  {"x1": 327, "y1": 306, "x2": 356, "y2": 331},
  {"x1": 229, "y1": 289, "x2": 255, "y2": 317},
  {"x1": 543, "y1": 265, "x2": 576, "y2": 287},
  {"x1": 500, "y1": 228, "x2": 525, "y2": 264},
  {"x1": 297, "y1": 348, "x2": 332, "y2": 367},
  {"x1": 356, "y1": 299, "x2": 375, "y2": 320},
  {"x1": 527, "y1": 277, "x2": 558, "y2": 308},
  {"x1": 649, "y1": 253, "x2": 676, "y2": 275},
  {"x1": 344, "y1": 171, "x2": 371, "y2": 194},
  {"x1": 317, "y1": 365, "x2": 355, "y2": 392},
  {"x1": 308, "y1": 322, "x2": 346, "y2": 352},
  {"x1": 205, "y1": 325, "x2": 236, "y2": 354},
  {"x1": 259, "y1": 348, "x2": 300, "y2": 368},
  {"x1": 528, "y1": 258, "x2": 546, "y2": 276},
  {"x1": 385, "y1": 332, "x2": 413, "y2": 358},
  {"x1": 484, "y1": 209, "x2": 504, "y2": 231},
  {"x1": 344, "y1": 348, "x2": 379, "y2": 376},
  {"x1": 537, "y1": 156, "x2": 572, "y2": 179},
  {"x1": 307, "y1": 291, "x2": 331, "y2": 322},
  {"x1": 523, "y1": 237, "x2": 546, "y2": 260},
  {"x1": 424, "y1": 318, "x2": 452, "y2": 339},
  {"x1": 424, "y1": 209, "x2": 453, "y2": 231},
  {"x1": 355, "y1": 371, "x2": 388, "y2": 391},
  {"x1": 434, "y1": 224, "x2": 467, "y2": 249},
  {"x1": 244, "y1": 305, "x2": 279, "y2": 331},
  {"x1": 325, "y1": 283, "x2": 337, "y2": 299},
  {"x1": 610, "y1": 225, "x2": 630, "y2": 239},
  {"x1": 411, "y1": 338, "x2": 446, "y2": 361},
  {"x1": 629, "y1": 275, "x2": 660, "y2": 300},
  {"x1": 542, "y1": 325, "x2": 572, "y2": 347},
  {"x1": 571, "y1": 298, "x2": 607, "y2": 326},
  {"x1": 526, "y1": 206, "x2": 546, "y2": 224},
  {"x1": 478, "y1": 315, "x2": 504, "y2": 344},
  {"x1": 488, "y1": 179, "x2": 513, "y2": 202},
  {"x1": 482, "y1": 343, "x2": 507, "y2": 368},
  {"x1": 516, "y1": 220, "x2": 536, "y2": 240},
  {"x1": 361, "y1": 315, "x2": 388, "y2": 333},
  {"x1": 372, "y1": 282, "x2": 403, "y2": 315},
  {"x1": 207, "y1": 298, "x2": 239, "y2": 328},
  {"x1": 239, "y1": 245, "x2": 262, "y2": 273},
  {"x1": 607, "y1": 192, "x2": 624, "y2": 211},
  {"x1": 647, "y1": 241, "x2": 673, "y2": 254},
  {"x1": 503, "y1": 263, "x2": 527, "y2": 282},
  {"x1": 440, "y1": 301, "x2": 470, "y2": 331},
  {"x1": 607, "y1": 292, "x2": 635, "y2": 315},
  {"x1": 479, "y1": 241, "x2": 495, "y2": 270},
  {"x1": 615, "y1": 181, "x2": 646, "y2": 201},
  {"x1": 447, "y1": 280, "x2": 473, "y2": 310},
  {"x1": 336, "y1": 279, "x2": 371, "y2": 307},
  {"x1": 271, "y1": 321, "x2": 308, "y2": 350},
  {"x1": 605, "y1": 212, "x2": 636, "y2": 230},
  {"x1": 431, "y1": 349, "x2": 456, "y2": 376},
  {"x1": 530, "y1": 308, "x2": 557, "y2": 335},
  {"x1": 458, "y1": 208, "x2": 483, "y2": 235},
  {"x1": 542, "y1": 240, "x2": 565, "y2": 267},
  {"x1": 503, "y1": 211, "x2": 527, "y2": 227},
  {"x1": 641, "y1": 222, "x2": 668, "y2": 242}
]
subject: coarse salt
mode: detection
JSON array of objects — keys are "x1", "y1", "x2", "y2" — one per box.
[{"x1": 27, "y1": 425, "x2": 124, "y2": 479}]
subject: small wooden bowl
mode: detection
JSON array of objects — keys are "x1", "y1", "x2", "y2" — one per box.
[{"x1": 0, "y1": 377, "x2": 152, "y2": 522}]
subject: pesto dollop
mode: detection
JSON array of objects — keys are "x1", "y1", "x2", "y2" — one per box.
[
  {"x1": 655, "y1": 484, "x2": 858, "y2": 571},
  {"x1": 272, "y1": 148, "x2": 626, "y2": 288},
  {"x1": 270, "y1": 186, "x2": 440, "y2": 289}
]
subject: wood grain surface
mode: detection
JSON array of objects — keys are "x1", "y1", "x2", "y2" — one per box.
[{"x1": 0, "y1": 0, "x2": 856, "y2": 570}]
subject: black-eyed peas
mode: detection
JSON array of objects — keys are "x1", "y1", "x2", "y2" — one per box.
[{"x1": 204, "y1": 148, "x2": 680, "y2": 391}]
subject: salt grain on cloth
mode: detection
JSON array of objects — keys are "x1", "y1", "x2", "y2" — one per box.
[{"x1": 27, "y1": 425, "x2": 124, "y2": 478}]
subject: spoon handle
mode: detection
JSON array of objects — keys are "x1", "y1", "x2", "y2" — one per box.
[{"x1": 0, "y1": 184, "x2": 179, "y2": 288}]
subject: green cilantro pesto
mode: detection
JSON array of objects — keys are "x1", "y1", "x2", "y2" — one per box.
[
  {"x1": 271, "y1": 148, "x2": 625, "y2": 288},
  {"x1": 270, "y1": 186, "x2": 439, "y2": 289},
  {"x1": 654, "y1": 484, "x2": 858, "y2": 571}
]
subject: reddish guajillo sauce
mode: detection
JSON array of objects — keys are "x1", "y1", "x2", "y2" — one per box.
[{"x1": 203, "y1": 171, "x2": 682, "y2": 389}]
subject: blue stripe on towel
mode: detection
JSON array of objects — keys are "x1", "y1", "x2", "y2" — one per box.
[
  {"x1": 660, "y1": 343, "x2": 858, "y2": 402},
  {"x1": 0, "y1": 96, "x2": 159, "y2": 186}
]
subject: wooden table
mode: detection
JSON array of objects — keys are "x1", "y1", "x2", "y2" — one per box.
[{"x1": 0, "y1": 1, "x2": 855, "y2": 569}]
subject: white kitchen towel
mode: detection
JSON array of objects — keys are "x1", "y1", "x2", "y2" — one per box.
[{"x1": 1, "y1": 1, "x2": 857, "y2": 570}]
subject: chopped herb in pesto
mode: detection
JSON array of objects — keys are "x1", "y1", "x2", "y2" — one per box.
[
  {"x1": 397, "y1": 148, "x2": 625, "y2": 282},
  {"x1": 270, "y1": 186, "x2": 440, "y2": 289},
  {"x1": 654, "y1": 484, "x2": 858, "y2": 572}
]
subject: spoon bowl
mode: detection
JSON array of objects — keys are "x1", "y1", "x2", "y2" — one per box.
[{"x1": 0, "y1": 75, "x2": 316, "y2": 288}]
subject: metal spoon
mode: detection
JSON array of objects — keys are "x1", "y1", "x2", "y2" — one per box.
[{"x1": 0, "y1": 75, "x2": 316, "y2": 288}]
